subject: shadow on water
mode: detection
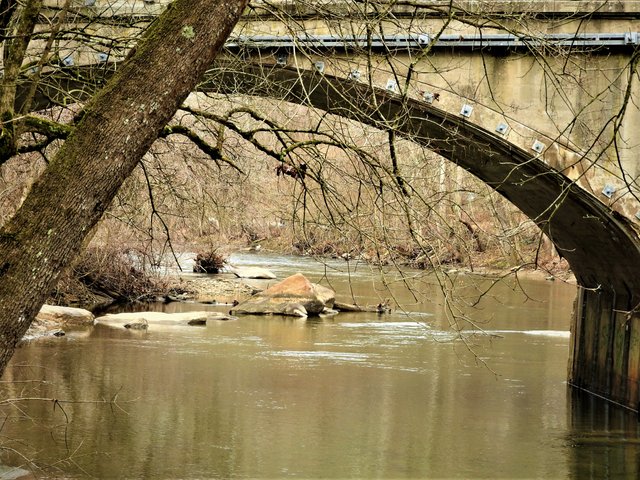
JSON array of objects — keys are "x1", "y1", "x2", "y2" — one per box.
[{"x1": 567, "y1": 387, "x2": 640, "y2": 479}]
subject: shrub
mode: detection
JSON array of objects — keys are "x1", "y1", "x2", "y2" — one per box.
[
  {"x1": 49, "y1": 246, "x2": 182, "y2": 307},
  {"x1": 193, "y1": 250, "x2": 226, "y2": 274}
]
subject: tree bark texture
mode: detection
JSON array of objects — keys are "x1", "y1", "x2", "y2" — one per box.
[{"x1": 0, "y1": 0, "x2": 249, "y2": 375}]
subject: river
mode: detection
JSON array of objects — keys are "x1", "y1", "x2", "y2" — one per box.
[{"x1": 1, "y1": 253, "x2": 639, "y2": 478}]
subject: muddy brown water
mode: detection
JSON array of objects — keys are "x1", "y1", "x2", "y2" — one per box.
[{"x1": 1, "y1": 253, "x2": 638, "y2": 478}]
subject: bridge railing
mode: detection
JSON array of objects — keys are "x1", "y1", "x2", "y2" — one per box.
[{"x1": 228, "y1": 33, "x2": 640, "y2": 50}]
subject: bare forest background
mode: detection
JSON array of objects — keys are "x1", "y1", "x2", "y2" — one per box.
[{"x1": 2, "y1": 96, "x2": 555, "y2": 271}]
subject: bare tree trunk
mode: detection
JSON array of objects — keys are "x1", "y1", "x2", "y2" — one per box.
[
  {"x1": 0, "y1": 0, "x2": 249, "y2": 376},
  {"x1": 0, "y1": 0, "x2": 42, "y2": 161}
]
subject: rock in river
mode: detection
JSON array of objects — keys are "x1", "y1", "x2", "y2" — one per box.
[
  {"x1": 24, "y1": 305, "x2": 94, "y2": 340},
  {"x1": 37, "y1": 304, "x2": 95, "y2": 326},
  {"x1": 95, "y1": 311, "x2": 236, "y2": 328},
  {"x1": 230, "y1": 273, "x2": 335, "y2": 317},
  {"x1": 226, "y1": 265, "x2": 277, "y2": 279}
]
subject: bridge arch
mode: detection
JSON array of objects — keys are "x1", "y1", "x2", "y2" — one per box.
[{"x1": 203, "y1": 62, "x2": 640, "y2": 304}]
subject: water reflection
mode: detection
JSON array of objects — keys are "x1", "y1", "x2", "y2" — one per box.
[
  {"x1": 568, "y1": 388, "x2": 640, "y2": 479},
  {"x1": 1, "y1": 320, "x2": 572, "y2": 478},
  {"x1": 1, "y1": 256, "x2": 638, "y2": 478}
]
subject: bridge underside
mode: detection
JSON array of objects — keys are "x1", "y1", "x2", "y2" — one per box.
[{"x1": 19, "y1": 62, "x2": 640, "y2": 410}]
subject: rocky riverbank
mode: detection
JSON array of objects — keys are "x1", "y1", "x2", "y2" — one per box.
[
  {"x1": 29, "y1": 251, "x2": 575, "y2": 340},
  {"x1": 27, "y1": 270, "x2": 392, "y2": 339}
]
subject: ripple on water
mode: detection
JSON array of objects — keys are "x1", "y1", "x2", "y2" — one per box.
[
  {"x1": 334, "y1": 322, "x2": 569, "y2": 345},
  {"x1": 465, "y1": 329, "x2": 571, "y2": 338},
  {"x1": 265, "y1": 349, "x2": 430, "y2": 374},
  {"x1": 337, "y1": 321, "x2": 462, "y2": 343},
  {"x1": 339, "y1": 321, "x2": 430, "y2": 329},
  {"x1": 271, "y1": 350, "x2": 372, "y2": 362}
]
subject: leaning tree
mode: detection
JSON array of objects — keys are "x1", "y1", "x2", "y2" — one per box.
[{"x1": 0, "y1": 0, "x2": 249, "y2": 376}]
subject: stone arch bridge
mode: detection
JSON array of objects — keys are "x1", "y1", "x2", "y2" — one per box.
[{"x1": 21, "y1": 0, "x2": 640, "y2": 410}]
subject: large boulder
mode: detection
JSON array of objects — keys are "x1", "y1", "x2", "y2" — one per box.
[
  {"x1": 230, "y1": 273, "x2": 335, "y2": 317},
  {"x1": 95, "y1": 311, "x2": 235, "y2": 328},
  {"x1": 36, "y1": 305, "x2": 94, "y2": 326},
  {"x1": 226, "y1": 265, "x2": 277, "y2": 279},
  {"x1": 24, "y1": 305, "x2": 94, "y2": 339}
]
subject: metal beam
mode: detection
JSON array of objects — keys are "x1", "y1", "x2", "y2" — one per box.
[{"x1": 226, "y1": 32, "x2": 640, "y2": 51}]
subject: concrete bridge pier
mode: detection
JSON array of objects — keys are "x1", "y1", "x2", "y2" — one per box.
[{"x1": 569, "y1": 288, "x2": 640, "y2": 412}]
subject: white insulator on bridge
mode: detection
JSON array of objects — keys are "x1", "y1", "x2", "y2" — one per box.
[
  {"x1": 423, "y1": 92, "x2": 435, "y2": 103},
  {"x1": 531, "y1": 140, "x2": 545, "y2": 154},
  {"x1": 496, "y1": 122, "x2": 509, "y2": 135},
  {"x1": 602, "y1": 184, "x2": 616, "y2": 198},
  {"x1": 348, "y1": 70, "x2": 361, "y2": 81}
]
